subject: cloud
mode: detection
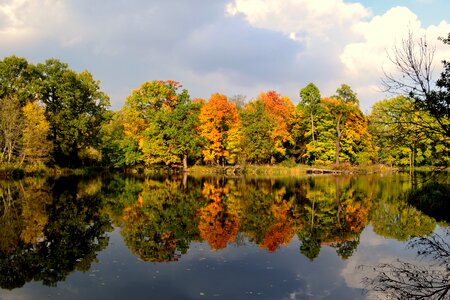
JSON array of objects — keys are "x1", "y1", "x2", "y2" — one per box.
[
  {"x1": 0, "y1": 0, "x2": 449, "y2": 111},
  {"x1": 224, "y1": 0, "x2": 376, "y2": 108},
  {"x1": 226, "y1": 0, "x2": 450, "y2": 110},
  {"x1": 341, "y1": 6, "x2": 450, "y2": 84},
  {"x1": 0, "y1": 0, "x2": 81, "y2": 46},
  {"x1": 226, "y1": 0, "x2": 371, "y2": 42}
]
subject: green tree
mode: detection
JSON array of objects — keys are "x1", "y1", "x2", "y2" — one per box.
[
  {"x1": 0, "y1": 56, "x2": 37, "y2": 105},
  {"x1": 35, "y1": 59, "x2": 110, "y2": 166},
  {"x1": 240, "y1": 100, "x2": 277, "y2": 164},
  {"x1": 327, "y1": 84, "x2": 360, "y2": 164},
  {"x1": 299, "y1": 83, "x2": 321, "y2": 147},
  {"x1": 322, "y1": 98, "x2": 355, "y2": 164},
  {"x1": 369, "y1": 96, "x2": 448, "y2": 167},
  {"x1": 142, "y1": 89, "x2": 203, "y2": 170}
]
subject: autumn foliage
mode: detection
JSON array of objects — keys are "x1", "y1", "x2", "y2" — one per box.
[
  {"x1": 198, "y1": 93, "x2": 241, "y2": 165},
  {"x1": 197, "y1": 183, "x2": 240, "y2": 250}
]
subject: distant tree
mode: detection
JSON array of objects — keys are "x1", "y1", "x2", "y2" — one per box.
[
  {"x1": 229, "y1": 94, "x2": 247, "y2": 112},
  {"x1": 333, "y1": 83, "x2": 359, "y2": 105},
  {"x1": 142, "y1": 88, "x2": 203, "y2": 170}
]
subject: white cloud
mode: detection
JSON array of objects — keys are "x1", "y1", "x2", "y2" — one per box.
[
  {"x1": 226, "y1": 0, "x2": 371, "y2": 41},
  {"x1": 339, "y1": 7, "x2": 450, "y2": 108},
  {"x1": 0, "y1": 0, "x2": 82, "y2": 46},
  {"x1": 341, "y1": 7, "x2": 450, "y2": 79}
]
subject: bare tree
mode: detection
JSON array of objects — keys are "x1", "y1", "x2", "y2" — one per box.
[
  {"x1": 382, "y1": 31, "x2": 450, "y2": 138},
  {"x1": 382, "y1": 31, "x2": 435, "y2": 101}
]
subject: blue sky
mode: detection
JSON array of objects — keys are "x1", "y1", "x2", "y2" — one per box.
[
  {"x1": 356, "y1": 0, "x2": 450, "y2": 26},
  {"x1": 1, "y1": 0, "x2": 449, "y2": 112}
]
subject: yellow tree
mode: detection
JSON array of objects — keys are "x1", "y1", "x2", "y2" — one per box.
[
  {"x1": 20, "y1": 102, "x2": 53, "y2": 168},
  {"x1": 198, "y1": 93, "x2": 241, "y2": 165}
]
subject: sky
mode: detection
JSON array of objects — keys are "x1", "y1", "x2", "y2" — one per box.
[{"x1": 1, "y1": 0, "x2": 449, "y2": 112}]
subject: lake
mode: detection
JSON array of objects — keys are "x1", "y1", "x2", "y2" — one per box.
[{"x1": 0, "y1": 172, "x2": 449, "y2": 299}]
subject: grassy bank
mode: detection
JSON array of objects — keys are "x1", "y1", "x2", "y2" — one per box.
[{"x1": 187, "y1": 163, "x2": 398, "y2": 177}]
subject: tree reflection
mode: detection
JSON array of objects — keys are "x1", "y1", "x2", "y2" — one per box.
[
  {"x1": 119, "y1": 178, "x2": 206, "y2": 261},
  {"x1": 363, "y1": 228, "x2": 450, "y2": 299},
  {"x1": 408, "y1": 181, "x2": 450, "y2": 223},
  {"x1": 231, "y1": 179, "x2": 298, "y2": 252},
  {"x1": 297, "y1": 176, "x2": 371, "y2": 261},
  {"x1": 198, "y1": 181, "x2": 240, "y2": 250},
  {"x1": 0, "y1": 176, "x2": 111, "y2": 289}
]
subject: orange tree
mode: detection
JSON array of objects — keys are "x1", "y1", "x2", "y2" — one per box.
[{"x1": 198, "y1": 93, "x2": 241, "y2": 165}]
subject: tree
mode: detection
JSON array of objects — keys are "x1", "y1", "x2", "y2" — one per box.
[
  {"x1": 35, "y1": 59, "x2": 110, "y2": 166},
  {"x1": 240, "y1": 100, "x2": 276, "y2": 164},
  {"x1": 121, "y1": 80, "x2": 202, "y2": 169},
  {"x1": 369, "y1": 96, "x2": 448, "y2": 167},
  {"x1": 20, "y1": 102, "x2": 53, "y2": 167},
  {"x1": 229, "y1": 94, "x2": 247, "y2": 112},
  {"x1": 299, "y1": 83, "x2": 321, "y2": 148},
  {"x1": 327, "y1": 84, "x2": 360, "y2": 164},
  {"x1": 0, "y1": 56, "x2": 37, "y2": 105},
  {"x1": 141, "y1": 89, "x2": 203, "y2": 170},
  {"x1": 99, "y1": 111, "x2": 143, "y2": 168},
  {"x1": 258, "y1": 91, "x2": 295, "y2": 159},
  {"x1": 198, "y1": 93, "x2": 241, "y2": 165},
  {"x1": 333, "y1": 83, "x2": 359, "y2": 105},
  {"x1": 0, "y1": 96, "x2": 23, "y2": 164},
  {"x1": 383, "y1": 31, "x2": 450, "y2": 139}
]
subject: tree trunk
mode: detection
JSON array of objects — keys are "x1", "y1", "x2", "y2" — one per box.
[
  {"x1": 182, "y1": 153, "x2": 188, "y2": 171},
  {"x1": 310, "y1": 113, "x2": 315, "y2": 146},
  {"x1": 335, "y1": 114, "x2": 342, "y2": 164}
]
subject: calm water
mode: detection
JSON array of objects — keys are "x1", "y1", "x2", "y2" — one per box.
[{"x1": 0, "y1": 173, "x2": 448, "y2": 300}]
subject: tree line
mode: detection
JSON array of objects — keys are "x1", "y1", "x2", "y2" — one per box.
[{"x1": 0, "y1": 33, "x2": 448, "y2": 172}]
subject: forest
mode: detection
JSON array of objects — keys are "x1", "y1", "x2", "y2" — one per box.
[{"x1": 0, "y1": 34, "x2": 449, "y2": 174}]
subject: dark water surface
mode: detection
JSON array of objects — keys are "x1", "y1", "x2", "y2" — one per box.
[{"x1": 0, "y1": 173, "x2": 448, "y2": 299}]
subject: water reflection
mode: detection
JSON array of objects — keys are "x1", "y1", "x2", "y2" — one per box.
[
  {"x1": 363, "y1": 228, "x2": 450, "y2": 299},
  {"x1": 0, "y1": 172, "x2": 448, "y2": 297},
  {"x1": 0, "y1": 176, "x2": 111, "y2": 289},
  {"x1": 362, "y1": 178, "x2": 450, "y2": 299}
]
